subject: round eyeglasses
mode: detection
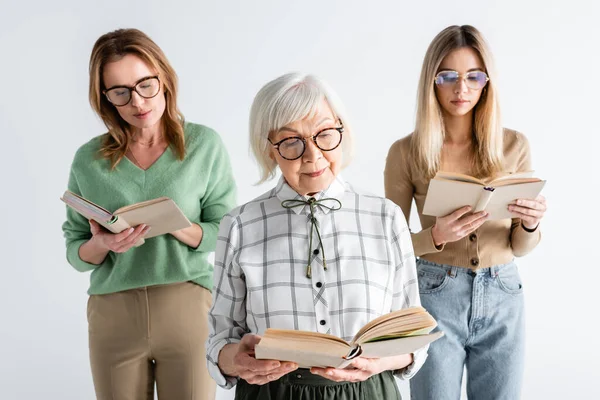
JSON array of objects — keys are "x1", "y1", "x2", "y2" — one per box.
[
  {"x1": 103, "y1": 76, "x2": 161, "y2": 106},
  {"x1": 268, "y1": 121, "x2": 344, "y2": 161},
  {"x1": 434, "y1": 70, "x2": 489, "y2": 90}
]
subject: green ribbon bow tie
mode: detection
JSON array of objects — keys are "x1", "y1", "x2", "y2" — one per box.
[{"x1": 281, "y1": 197, "x2": 342, "y2": 279}]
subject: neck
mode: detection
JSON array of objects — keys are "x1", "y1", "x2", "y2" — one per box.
[
  {"x1": 132, "y1": 123, "x2": 164, "y2": 146},
  {"x1": 443, "y1": 111, "x2": 474, "y2": 145}
]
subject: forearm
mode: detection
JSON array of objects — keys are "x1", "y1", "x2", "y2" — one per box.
[
  {"x1": 218, "y1": 343, "x2": 240, "y2": 377},
  {"x1": 79, "y1": 236, "x2": 110, "y2": 265},
  {"x1": 379, "y1": 353, "x2": 413, "y2": 372},
  {"x1": 171, "y1": 223, "x2": 203, "y2": 248}
]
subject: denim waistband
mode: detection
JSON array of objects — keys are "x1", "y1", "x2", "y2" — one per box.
[{"x1": 417, "y1": 258, "x2": 516, "y2": 278}]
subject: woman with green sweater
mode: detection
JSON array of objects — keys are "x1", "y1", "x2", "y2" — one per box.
[{"x1": 62, "y1": 28, "x2": 236, "y2": 400}]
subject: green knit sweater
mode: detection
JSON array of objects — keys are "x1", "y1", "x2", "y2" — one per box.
[{"x1": 62, "y1": 122, "x2": 237, "y2": 295}]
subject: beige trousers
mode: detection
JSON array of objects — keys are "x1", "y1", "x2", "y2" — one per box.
[{"x1": 87, "y1": 282, "x2": 216, "y2": 400}]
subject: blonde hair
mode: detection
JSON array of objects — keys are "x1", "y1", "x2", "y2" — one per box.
[
  {"x1": 412, "y1": 24, "x2": 503, "y2": 179},
  {"x1": 249, "y1": 72, "x2": 355, "y2": 184},
  {"x1": 89, "y1": 28, "x2": 185, "y2": 169}
]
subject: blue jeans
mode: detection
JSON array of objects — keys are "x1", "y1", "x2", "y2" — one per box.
[{"x1": 410, "y1": 259, "x2": 525, "y2": 400}]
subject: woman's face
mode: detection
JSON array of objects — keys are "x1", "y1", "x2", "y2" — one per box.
[
  {"x1": 434, "y1": 47, "x2": 487, "y2": 118},
  {"x1": 269, "y1": 99, "x2": 343, "y2": 196},
  {"x1": 102, "y1": 54, "x2": 166, "y2": 131}
]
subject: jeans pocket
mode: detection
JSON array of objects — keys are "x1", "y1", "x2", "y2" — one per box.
[
  {"x1": 417, "y1": 265, "x2": 450, "y2": 294},
  {"x1": 496, "y1": 264, "x2": 523, "y2": 294}
]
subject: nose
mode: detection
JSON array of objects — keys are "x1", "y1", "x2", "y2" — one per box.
[
  {"x1": 454, "y1": 77, "x2": 469, "y2": 94},
  {"x1": 302, "y1": 138, "x2": 322, "y2": 163},
  {"x1": 130, "y1": 90, "x2": 144, "y2": 107}
]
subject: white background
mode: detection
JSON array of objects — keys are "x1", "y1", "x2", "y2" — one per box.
[{"x1": 1, "y1": 0, "x2": 598, "y2": 399}]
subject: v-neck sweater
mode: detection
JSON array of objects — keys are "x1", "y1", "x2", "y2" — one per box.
[{"x1": 62, "y1": 122, "x2": 237, "y2": 295}]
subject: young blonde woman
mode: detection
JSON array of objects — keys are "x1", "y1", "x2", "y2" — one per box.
[
  {"x1": 62, "y1": 28, "x2": 236, "y2": 400},
  {"x1": 384, "y1": 25, "x2": 547, "y2": 400}
]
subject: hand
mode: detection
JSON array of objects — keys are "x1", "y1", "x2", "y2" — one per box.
[
  {"x1": 508, "y1": 195, "x2": 547, "y2": 230},
  {"x1": 431, "y1": 206, "x2": 488, "y2": 246},
  {"x1": 233, "y1": 334, "x2": 298, "y2": 385},
  {"x1": 310, "y1": 357, "x2": 385, "y2": 383},
  {"x1": 90, "y1": 220, "x2": 150, "y2": 253},
  {"x1": 170, "y1": 223, "x2": 203, "y2": 248}
]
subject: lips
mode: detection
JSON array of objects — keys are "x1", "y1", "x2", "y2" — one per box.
[
  {"x1": 304, "y1": 168, "x2": 326, "y2": 178},
  {"x1": 451, "y1": 99, "x2": 470, "y2": 105},
  {"x1": 134, "y1": 110, "x2": 151, "y2": 118}
]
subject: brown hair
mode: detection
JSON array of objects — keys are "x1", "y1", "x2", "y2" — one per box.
[{"x1": 89, "y1": 28, "x2": 185, "y2": 168}]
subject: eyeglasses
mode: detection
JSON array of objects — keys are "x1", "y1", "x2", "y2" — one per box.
[
  {"x1": 103, "y1": 76, "x2": 161, "y2": 106},
  {"x1": 268, "y1": 120, "x2": 344, "y2": 161},
  {"x1": 434, "y1": 70, "x2": 489, "y2": 90}
]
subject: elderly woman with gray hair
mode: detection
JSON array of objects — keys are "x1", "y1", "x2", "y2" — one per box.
[{"x1": 206, "y1": 73, "x2": 426, "y2": 399}]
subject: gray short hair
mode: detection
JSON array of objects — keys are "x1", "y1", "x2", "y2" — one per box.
[{"x1": 249, "y1": 72, "x2": 354, "y2": 184}]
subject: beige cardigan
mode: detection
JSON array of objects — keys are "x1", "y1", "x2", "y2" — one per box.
[{"x1": 384, "y1": 129, "x2": 541, "y2": 269}]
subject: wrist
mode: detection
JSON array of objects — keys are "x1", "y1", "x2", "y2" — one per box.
[
  {"x1": 431, "y1": 225, "x2": 444, "y2": 247},
  {"x1": 521, "y1": 222, "x2": 539, "y2": 232},
  {"x1": 90, "y1": 234, "x2": 110, "y2": 252}
]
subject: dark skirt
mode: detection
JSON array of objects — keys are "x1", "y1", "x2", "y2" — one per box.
[{"x1": 234, "y1": 368, "x2": 401, "y2": 400}]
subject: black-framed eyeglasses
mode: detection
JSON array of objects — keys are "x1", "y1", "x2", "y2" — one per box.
[
  {"x1": 434, "y1": 70, "x2": 489, "y2": 90},
  {"x1": 268, "y1": 120, "x2": 344, "y2": 161},
  {"x1": 103, "y1": 76, "x2": 161, "y2": 107}
]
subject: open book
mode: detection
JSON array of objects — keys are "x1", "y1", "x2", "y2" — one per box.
[
  {"x1": 422, "y1": 171, "x2": 546, "y2": 220},
  {"x1": 254, "y1": 306, "x2": 444, "y2": 369},
  {"x1": 61, "y1": 190, "x2": 191, "y2": 247}
]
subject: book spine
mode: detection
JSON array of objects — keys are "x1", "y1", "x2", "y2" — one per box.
[
  {"x1": 473, "y1": 187, "x2": 495, "y2": 213},
  {"x1": 101, "y1": 216, "x2": 145, "y2": 247}
]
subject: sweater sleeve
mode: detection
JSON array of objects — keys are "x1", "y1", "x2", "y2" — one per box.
[
  {"x1": 193, "y1": 130, "x2": 237, "y2": 253},
  {"x1": 509, "y1": 133, "x2": 542, "y2": 256},
  {"x1": 384, "y1": 138, "x2": 444, "y2": 257},
  {"x1": 61, "y1": 158, "x2": 107, "y2": 272}
]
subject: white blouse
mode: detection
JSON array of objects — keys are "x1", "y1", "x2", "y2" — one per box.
[{"x1": 206, "y1": 175, "x2": 427, "y2": 388}]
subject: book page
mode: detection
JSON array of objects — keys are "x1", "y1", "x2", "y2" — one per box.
[
  {"x1": 359, "y1": 332, "x2": 445, "y2": 359},
  {"x1": 489, "y1": 170, "x2": 535, "y2": 184},
  {"x1": 114, "y1": 197, "x2": 170, "y2": 214},
  {"x1": 423, "y1": 180, "x2": 487, "y2": 218},
  {"x1": 482, "y1": 181, "x2": 546, "y2": 219},
  {"x1": 490, "y1": 177, "x2": 541, "y2": 187},
  {"x1": 61, "y1": 190, "x2": 113, "y2": 222},
  {"x1": 115, "y1": 198, "x2": 191, "y2": 239},
  {"x1": 351, "y1": 307, "x2": 426, "y2": 343},
  {"x1": 263, "y1": 329, "x2": 349, "y2": 346},
  {"x1": 435, "y1": 171, "x2": 486, "y2": 186},
  {"x1": 255, "y1": 335, "x2": 350, "y2": 369},
  {"x1": 357, "y1": 315, "x2": 437, "y2": 344}
]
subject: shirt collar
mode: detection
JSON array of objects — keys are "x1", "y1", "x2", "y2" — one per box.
[{"x1": 275, "y1": 175, "x2": 346, "y2": 215}]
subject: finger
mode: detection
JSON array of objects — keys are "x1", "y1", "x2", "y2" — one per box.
[
  {"x1": 512, "y1": 199, "x2": 539, "y2": 210},
  {"x1": 349, "y1": 357, "x2": 376, "y2": 372},
  {"x1": 458, "y1": 222, "x2": 483, "y2": 238},
  {"x1": 114, "y1": 227, "x2": 136, "y2": 243},
  {"x1": 458, "y1": 211, "x2": 488, "y2": 228},
  {"x1": 243, "y1": 374, "x2": 272, "y2": 385},
  {"x1": 237, "y1": 353, "x2": 281, "y2": 373},
  {"x1": 449, "y1": 206, "x2": 473, "y2": 221},
  {"x1": 239, "y1": 334, "x2": 262, "y2": 351},
  {"x1": 127, "y1": 225, "x2": 149, "y2": 244},
  {"x1": 536, "y1": 195, "x2": 546, "y2": 205},
  {"x1": 508, "y1": 205, "x2": 544, "y2": 218},
  {"x1": 311, "y1": 367, "x2": 366, "y2": 382}
]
